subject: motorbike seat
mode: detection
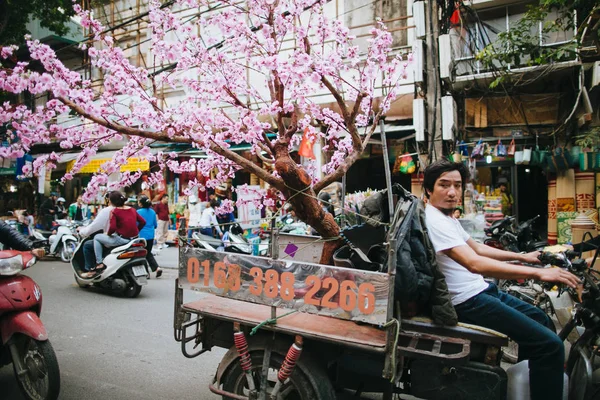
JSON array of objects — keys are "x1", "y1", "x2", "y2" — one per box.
[
  {"x1": 111, "y1": 238, "x2": 146, "y2": 254},
  {"x1": 193, "y1": 233, "x2": 222, "y2": 248},
  {"x1": 401, "y1": 316, "x2": 508, "y2": 348}
]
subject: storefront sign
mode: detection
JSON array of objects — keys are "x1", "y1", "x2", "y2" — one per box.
[
  {"x1": 67, "y1": 158, "x2": 150, "y2": 173},
  {"x1": 237, "y1": 185, "x2": 262, "y2": 229},
  {"x1": 179, "y1": 248, "x2": 390, "y2": 326}
]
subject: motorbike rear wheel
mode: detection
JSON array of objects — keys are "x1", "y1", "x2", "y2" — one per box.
[
  {"x1": 220, "y1": 349, "x2": 335, "y2": 400},
  {"x1": 11, "y1": 334, "x2": 60, "y2": 400},
  {"x1": 123, "y1": 283, "x2": 142, "y2": 298}
]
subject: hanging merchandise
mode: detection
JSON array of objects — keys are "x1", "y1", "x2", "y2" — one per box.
[
  {"x1": 452, "y1": 151, "x2": 462, "y2": 163},
  {"x1": 514, "y1": 148, "x2": 524, "y2": 164},
  {"x1": 549, "y1": 147, "x2": 572, "y2": 172},
  {"x1": 471, "y1": 139, "x2": 485, "y2": 159},
  {"x1": 522, "y1": 148, "x2": 532, "y2": 165},
  {"x1": 496, "y1": 140, "x2": 507, "y2": 157},
  {"x1": 531, "y1": 146, "x2": 547, "y2": 168},
  {"x1": 507, "y1": 139, "x2": 516, "y2": 156},
  {"x1": 393, "y1": 155, "x2": 402, "y2": 175},
  {"x1": 399, "y1": 154, "x2": 415, "y2": 174},
  {"x1": 459, "y1": 141, "x2": 469, "y2": 157}
]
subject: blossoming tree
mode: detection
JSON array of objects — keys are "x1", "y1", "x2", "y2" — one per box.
[{"x1": 0, "y1": 0, "x2": 409, "y2": 263}]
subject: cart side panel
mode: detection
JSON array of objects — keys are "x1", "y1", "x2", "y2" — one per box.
[{"x1": 179, "y1": 248, "x2": 390, "y2": 325}]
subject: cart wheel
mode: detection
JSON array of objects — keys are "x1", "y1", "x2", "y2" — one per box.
[{"x1": 221, "y1": 349, "x2": 335, "y2": 400}]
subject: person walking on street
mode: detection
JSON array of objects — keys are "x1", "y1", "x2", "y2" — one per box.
[
  {"x1": 39, "y1": 192, "x2": 58, "y2": 230},
  {"x1": 154, "y1": 194, "x2": 170, "y2": 249},
  {"x1": 423, "y1": 159, "x2": 579, "y2": 400},
  {"x1": 137, "y1": 195, "x2": 162, "y2": 278}
]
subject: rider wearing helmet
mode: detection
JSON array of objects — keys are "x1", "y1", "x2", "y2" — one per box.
[{"x1": 55, "y1": 197, "x2": 68, "y2": 220}]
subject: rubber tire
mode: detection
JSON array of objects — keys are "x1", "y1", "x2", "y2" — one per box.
[
  {"x1": 123, "y1": 283, "x2": 142, "y2": 298},
  {"x1": 12, "y1": 335, "x2": 61, "y2": 400},
  {"x1": 60, "y1": 241, "x2": 76, "y2": 263},
  {"x1": 221, "y1": 349, "x2": 335, "y2": 400}
]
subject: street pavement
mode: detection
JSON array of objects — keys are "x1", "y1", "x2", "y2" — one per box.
[{"x1": 0, "y1": 249, "x2": 226, "y2": 400}]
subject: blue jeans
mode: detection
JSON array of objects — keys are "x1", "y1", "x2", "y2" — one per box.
[
  {"x1": 93, "y1": 234, "x2": 129, "y2": 264},
  {"x1": 83, "y1": 240, "x2": 95, "y2": 271},
  {"x1": 454, "y1": 283, "x2": 563, "y2": 400},
  {"x1": 200, "y1": 227, "x2": 214, "y2": 237}
]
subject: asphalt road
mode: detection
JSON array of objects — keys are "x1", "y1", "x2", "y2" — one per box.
[{"x1": 0, "y1": 249, "x2": 227, "y2": 400}]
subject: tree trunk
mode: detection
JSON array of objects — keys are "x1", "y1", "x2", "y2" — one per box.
[{"x1": 273, "y1": 147, "x2": 342, "y2": 265}]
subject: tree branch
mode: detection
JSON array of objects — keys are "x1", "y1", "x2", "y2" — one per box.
[{"x1": 59, "y1": 96, "x2": 286, "y2": 192}]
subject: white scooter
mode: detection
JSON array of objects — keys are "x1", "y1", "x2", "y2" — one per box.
[
  {"x1": 71, "y1": 235, "x2": 149, "y2": 298},
  {"x1": 31, "y1": 219, "x2": 78, "y2": 263}
]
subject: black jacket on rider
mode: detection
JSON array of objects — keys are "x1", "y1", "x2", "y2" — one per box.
[{"x1": 0, "y1": 220, "x2": 34, "y2": 251}]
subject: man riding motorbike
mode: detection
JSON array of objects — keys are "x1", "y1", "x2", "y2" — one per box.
[
  {"x1": 423, "y1": 159, "x2": 579, "y2": 400},
  {"x1": 77, "y1": 194, "x2": 114, "y2": 278},
  {"x1": 0, "y1": 219, "x2": 45, "y2": 258}
]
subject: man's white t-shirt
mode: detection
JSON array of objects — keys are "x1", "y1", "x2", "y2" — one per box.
[{"x1": 425, "y1": 205, "x2": 488, "y2": 305}]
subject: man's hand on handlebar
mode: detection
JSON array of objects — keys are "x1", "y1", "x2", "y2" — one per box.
[
  {"x1": 32, "y1": 248, "x2": 45, "y2": 259},
  {"x1": 521, "y1": 251, "x2": 542, "y2": 265},
  {"x1": 537, "y1": 267, "x2": 581, "y2": 289}
]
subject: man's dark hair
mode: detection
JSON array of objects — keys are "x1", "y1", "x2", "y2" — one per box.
[
  {"x1": 209, "y1": 199, "x2": 219, "y2": 208},
  {"x1": 108, "y1": 191, "x2": 126, "y2": 207},
  {"x1": 423, "y1": 159, "x2": 469, "y2": 198}
]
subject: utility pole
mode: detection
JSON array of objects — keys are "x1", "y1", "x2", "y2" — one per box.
[{"x1": 424, "y1": 0, "x2": 443, "y2": 162}]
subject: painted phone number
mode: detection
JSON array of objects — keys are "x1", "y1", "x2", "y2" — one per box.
[{"x1": 186, "y1": 258, "x2": 376, "y2": 314}]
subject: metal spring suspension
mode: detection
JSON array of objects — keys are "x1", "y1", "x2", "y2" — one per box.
[
  {"x1": 233, "y1": 332, "x2": 252, "y2": 372},
  {"x1": 232, "y1": 323, "x2": 256, "y2": 393},
  {"x1": 272, "y1": 336, "x2": 303, "y2": 396},
  {"x1": 277, "y1": 343, "x2": 302, "y2": 382}
]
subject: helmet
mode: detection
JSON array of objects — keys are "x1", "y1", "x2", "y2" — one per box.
[{"x1": 57, "y1": 197, "x2": 66, "y2": 203}]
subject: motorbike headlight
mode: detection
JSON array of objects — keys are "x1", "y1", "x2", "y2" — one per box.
[{"x1": 0, "y1": 255, "x2": 24, "y2": 276}]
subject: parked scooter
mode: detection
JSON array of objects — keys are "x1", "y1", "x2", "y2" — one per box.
[
  {"x1": 31, "y1": 219, "x2": 78, "y2": 262},
  {"x1": 71, "y1": 236, "x2": 149, "y2": 298},
  {"x1": 484, "y1": 215, "x2": 547, "y2": 253},
  {"x1": 191, "y1": 223, "x2": 266, "y2": 255},
  {"x1": 0, "y1": 250, "x2": 60, "y2": 400}
]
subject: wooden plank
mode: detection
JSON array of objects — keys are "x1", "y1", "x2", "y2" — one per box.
[
  {"x1": 179, "y1": 248, "x2": 390, "y2": 326},
  {"x1": 182, "y1": 295, "x2": 387, "y2": 349}
]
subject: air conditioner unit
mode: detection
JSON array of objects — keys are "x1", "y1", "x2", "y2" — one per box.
[
  {"x1": 412, "y1": 39, "x2": 424, "y2": 83},
  {"x1": 413, "y1": 1, "x2": 426, "y2": 39},
  {"x1": 438, "y1": 34, "x2": 452, "y2": 79},
  {"x1": 413, "y1": 98, "x2": 426, "y2": 142},
  {"x1": 441, "y1": 96, "x2": 457, "y2": 141}
]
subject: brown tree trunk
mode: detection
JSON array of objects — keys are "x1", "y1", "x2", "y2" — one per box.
[{"x1": 274, "y1": 147, "x2": 342, "y2": 265}]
